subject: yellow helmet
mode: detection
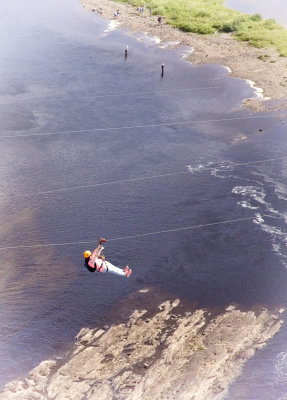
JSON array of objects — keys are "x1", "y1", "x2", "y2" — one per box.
[{"x1": 83, "y1": 250, "x2": 91, "y2": 258}]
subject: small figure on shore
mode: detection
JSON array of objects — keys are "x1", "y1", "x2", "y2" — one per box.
[
  {"x1": 83, "y1": 239, "x2": 132, "y2": 278},
  {"x1": 114, "y1": 9, "x2": 119, "y2": 17},
  {"x1": 158, "y1": 16, "x2": 162, "y2": 24},
  {"x1": 149, "y1": 7, "x2": 152, "y2": 16}
]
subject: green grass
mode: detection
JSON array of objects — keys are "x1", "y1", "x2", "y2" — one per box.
[{"x1": 117, "y1": 0, "x2": 287, "y2": 56}]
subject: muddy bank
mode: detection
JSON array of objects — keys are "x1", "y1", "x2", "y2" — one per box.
[
  {"x1": 81, "y1": 0, "x2": 287, "y2": 111},
  {"x1": 0, "y1": 288, "x2": 283, "y2": 400}
]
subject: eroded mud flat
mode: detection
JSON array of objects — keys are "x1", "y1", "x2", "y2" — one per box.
[{"x1": 0, "y1": 288, "x2": 283, "y2": 400}]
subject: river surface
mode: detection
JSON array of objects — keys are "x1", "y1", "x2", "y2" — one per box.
[
  {"x1": 225, "y1": 0, "x2": 287, "y2": 28},
  {"x1": 0, "y1": 0, "x2": 287, "y2": 398}
]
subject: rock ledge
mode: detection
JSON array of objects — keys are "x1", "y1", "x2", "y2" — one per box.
[{"x1": 0, "y1": 288, "x2": 283, "y2": 400}]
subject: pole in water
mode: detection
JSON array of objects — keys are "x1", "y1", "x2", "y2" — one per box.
[
  {"x1": 125, "y1": 45, "x2": 128, "y2": 58},
  {"x1": 161, "y1": 63, "x2": 164, "y2": 77}
]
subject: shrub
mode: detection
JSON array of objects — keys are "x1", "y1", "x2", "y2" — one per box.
[
  {"x1": 250, "y1": 13, "x2": 262, "y2": 22},
  {"x1": 194, "y1": 10, "x2": 210, "y2": 18},
  {"x1": 263, "y1": 18, "x2": 277, "y2": 30},
  {"x1": 177, "y1": 22, "x2": 193, "y2": 32},
  {"x1": 221, "y1": 16, "x2": 245, "y2": 33}
]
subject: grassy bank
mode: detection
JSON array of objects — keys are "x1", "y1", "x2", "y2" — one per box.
[{"x1": 117, "y1": 0, "x2": 287, "y2": 56}]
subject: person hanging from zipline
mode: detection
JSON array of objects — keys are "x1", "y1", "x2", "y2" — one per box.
[{"x1": 83, "y1": 238, "x2": 132, "y2": 277}]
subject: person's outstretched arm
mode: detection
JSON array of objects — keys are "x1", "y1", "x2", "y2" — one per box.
[{"x1": 88, "y1": 242, "x2": 102, "y2": 267}]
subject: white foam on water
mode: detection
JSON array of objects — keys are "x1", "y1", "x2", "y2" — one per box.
[
  {"x1": 186, "y1": 161, "x2": 233, "y2": 177},
  {"x1": 158, "y1": 40, "x2": 180, "y2": 49},
  {"x1": 232, "y1": 185, "x2": 267, "y2": 208},
  {"x1": 187, "y1": 163, "x2": 209, "y2": 174},
  {"x1": 211, "y1": 163, "x2": 261, "y2": 182},
  {"x1": 273, "y1": 242, "x2": 282, "y2": 253},
  {"x1": 135, "y1": 31, "x2": 161, "y2": 45},
  {"x1": 223, "y1": 65, "x2": 270, "y2": 100},
  {"x1": 223, "y1": 65, "x2": 232, "y2": 74},
  {"x1": 187, "y1": 161, "x2": 257, "y2": 182},
  {"x1": 187, "y1": 162, "x2": 235, "y2": 180},
  {"x1": 187, "y1": 162, "x2": 287, "y2": 267},
  {"x1": 134, "y1": 32, "x2": 193, "y2": 59},
  {"x1": 232, "y1": 184, "x2": 287, "y2": 267},
  {"x1": 181, "y1": 47, "x2": 194, "y2": 59},
  {"x1": 245, "y1": 79, "x2": 270, "y2": 100},
  {"x1": 254, "y1": 213, "x2": 265, "y2": 223},
  {"x1": 241, "y1": 200, "x2": 259, "y2": 209},
  {"x1": 252, "y1": 170, "x2": 287, "y2": 202},
  {"x1": 101, "y1": 20, "x2": 120, "y2": 37},
  {"x1": 233, "y1": 134, "x2": 247, "y2": 142},
  {"x1": 256, "y1": 220, "x2": 287, "y2": 267}
]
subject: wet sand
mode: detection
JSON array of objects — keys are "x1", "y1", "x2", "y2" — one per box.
[{"x1": 81, "y1": 0, "x2": 287, "y2": 111}]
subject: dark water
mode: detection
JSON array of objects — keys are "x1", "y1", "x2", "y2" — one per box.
[
  {"x1": 225, "y1": 0, "x2": 287, "y2": 28},
  {"x1": 0, "y1": 0, "x2": 287, "y2": 398}
]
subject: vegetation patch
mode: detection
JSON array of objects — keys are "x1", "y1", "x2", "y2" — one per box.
[{"x1": 117, "y1": 0, "x2": 287, "y2": 55}]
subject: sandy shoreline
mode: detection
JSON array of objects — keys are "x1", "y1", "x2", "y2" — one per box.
[
  {"x1": 81, "y1": 0, "x2": 287, "y2": 111},
  {"x1": 0, "y1": 288, "x2": 284, "y2": 400}
]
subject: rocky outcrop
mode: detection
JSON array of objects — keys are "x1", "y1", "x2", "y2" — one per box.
[{"x1": 0, "y1": 288, "x2": 283, "y2": 400}]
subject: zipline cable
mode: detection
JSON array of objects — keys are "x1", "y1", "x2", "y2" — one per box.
[
  {"x1": 36, "y1": 171, "x2": 189, "y2": 194},
  {"x1": 0, "y1": 214, "x2": 281, "y2": 251},
  {"x1": 0, "y1": 84, "x2": 246, "y2": 105},
  {"x1": 1, "y1": 113, "x2": 287, "y2": 139},
  {"x1": 35, "y1": 155, "x2": 287, "y2": 195}
]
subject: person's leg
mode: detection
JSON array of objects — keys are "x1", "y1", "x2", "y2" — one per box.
[{"x1": 104, "y1": 261, "x2": 126, "y2": 277}]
